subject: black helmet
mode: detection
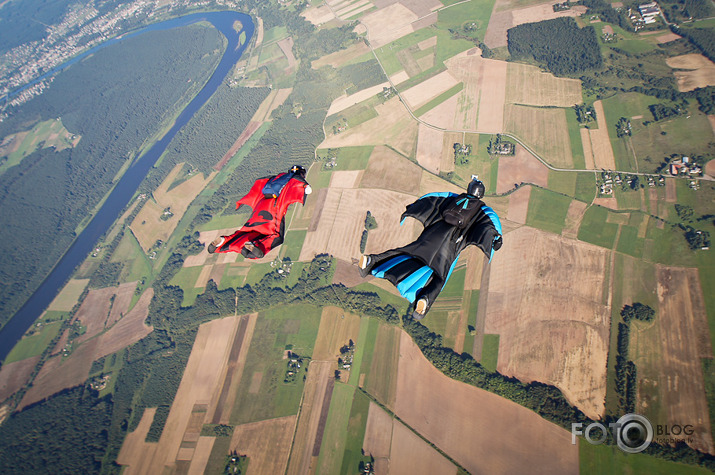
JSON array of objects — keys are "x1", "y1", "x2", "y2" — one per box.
[
  {"x1": 290, "y1": 165, "x2": 307, "y2": 177},
  {"x1": 467, "y1": 177, "x2": 485, "y2": 198}
]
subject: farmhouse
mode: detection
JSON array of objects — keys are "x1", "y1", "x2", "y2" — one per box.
[{"x1": 638, "y1": 2, "x2": 660, "y2": 23}]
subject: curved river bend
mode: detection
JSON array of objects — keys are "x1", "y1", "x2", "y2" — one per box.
[{"x1": 0, "y1": 11, "x2": 253, "y2": 362}]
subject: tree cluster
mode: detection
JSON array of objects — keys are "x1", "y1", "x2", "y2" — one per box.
[
  {"x1": 507, "y1": 17, "x2": 602, "y2": 76},
  {"x1": 0, "y1": 25, "x2": 224, "y2": 329},
  {"x1": 578, "y1": 0, "x2": 633, "y2": 31}
]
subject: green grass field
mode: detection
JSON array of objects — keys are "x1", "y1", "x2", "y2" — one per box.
[
  {"x1": 281, "y1": 229, "x2": 307, "y2": 261},
  {"x1": 230, "y1": 304, "x2": 321, "y2": 425},
  {"x1": 325, "y1": 100, "x2": 380, "y2": 136},
  {"x1": 578, "y1": 205, "x2": 620, "y2": 249},
  {"x1": 4, "y1": 322, "x2": 63, "y2": 364},
  {"x1": 348, "y1": 317, "x2": 371, "y2": 387},
  {"x1": 525, "y1": 187, "x2": 572, "y2": 235},
  {"x1": 616, "y1": 222, "x2": 645, "y2": 259},
  {"x1": 357, "y1": 318, "x2": 380, "y2": 386},
  {"x1": 565, "y1": 108, "x2": 586, "y2": 169},
  {"x1": 316, "y1": 146, "x2": 374, "y2": 171},
  {"x1": 602, "y1": 94, "x2": 714, "y2": 173},
  {"x1": 579, "y1": 438, "x2": 713, "y2": 474},
  {"x1": 480, "y1": 334, "x2": 499, "y2": 372},
  {"x1": 0, "y1": 118, "x2": 77, "y2": 177},
  {"x1": 436, "y1": 0, "x2": 497, "y2": 42},
  {"x1": 414, "y1": 83, "x2": 464, "y2": 117},
  {"x1": 339, "y1": 389, "x2": 371, "y2": 475},
  {"x1": 263, "y1": 26, "x2": 288, "y2": 44},
  {"x1": 462, "y1": 290, "x2": 479, "y2": 356},
  {"x1": 548, "y1": 170, "x2": 578, "y2": 197},
  {"x1": 112, "y1": 230, "x2": 152, "y2": 284},
  {"x1": 315, "y1": 382, "x2": 357, "y2": 474}
]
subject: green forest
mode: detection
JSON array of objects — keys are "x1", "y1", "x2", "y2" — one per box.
[
  {"x1": 141, "y1": 83, "x2": 270, "y2": 190},
  {"x1": 507, "y1": 17, "x2": 602, "y2": 76},
  {"x1": 0, "y1": 25, "x2": 224, "y2": 329}
]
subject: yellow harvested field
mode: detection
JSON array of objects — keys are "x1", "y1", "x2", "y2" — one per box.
[
  {"x1": 653, "y1": 266, "x2": 714, "y2": 454},
  {"x1": 389, "y1": 70, "x2": 410, "y2": 86},
  {"x1": 313, "y1": 42, "x2": 371, "y2": 69},
  {"x1": 506, "y1": 62, "x2": 582, "y2": 107},
  {"x1": 336, "y1": 0, "x2": 373, "y2": 18},
  {"x1": 286, "y1": 361, "x2": 334, "y2": 475},
  {"x1": 706, "y1": 154, "x2": 715, "y2": 175},
  {"x1": 496, "y1": 145, "x2": 549, "y2": 193},
  {"x1": 278, "y1": 37, "x2": 297, "y2": 70},
  {"x1": 362, "y1": 3, "x2": 417, "y2": 47},
  {"x1": 230, "y1": 416, "x2": 297, "y2": 475},
  {"x1": 20, "y1": 290, "x2": 154, "y2": 410},
  {"x1": 390, "y1": 419, "x2": 457, "y2": 474},
  {"x1": 73, "y1": 287, "x2": 115, "y2": 344},
  {"x1": 362, "y1": 148, "x2": 419, "y2": 189},
  {"x1": 581, "y1": 128, "x2": 595, "y2": 169},
  {"x1": 656, "y1": 32, "x2": 681, "y2": 43},
  {"x1": 419, "y1": 171, "x2": 462, "y2": 196},
  {"x1": 415, "y1": 124, "x2": 445, "y2": 174},
  {"x1": 195, "y1": 264, "x2": 214, "y2": 288},
  {"x1": 420, "y1": 92, "x2": 459, "y2": 130},
  {"x1": 506, "y1": 185, "x2": 531, "y2": 224},
  {"x1": 504, "y1": 104, "x2": 574, "y2": 168},
  {"x1": 363, "y1": 401, "x2": 393, "y2": 459},
  {"x1": 187, "y1": 437, "x2": 215, "y2": 474},
  {"x1": 330, "y1": 170, "x2": 362, "y2": 189},
  {"x1": 666, "y1": 54, "x2": 715, "y2": 92},
  {"x1": 312, "y1": 307, "x2": 362, "y2": 361},
  {"x1": 118, "y1": 315, "x2": 258, "y2": 473},
  {"x1": 485, "y1": 0, "x2": 587, "y2": 48},
  {"x1": 116, "y1": 408, "x2": 158, "y2": 469},
  {"x1": 562, "y1": 199, "x2": 588, "y2": 240},
  {"x1": 106, "y1": 281, "x2": 137, "y2": 327},
  {"x1": 445, "y1": 48, "x2": 508, "y2": 133},
  {"x1": 476, "y1": 60, "x2": 508, "y2": 133},
  {"x1": 394, "y1": 331, "x2": 579, "y2": 473},
  {"x1": 401, "y1": 70, "x2": 459, "y2": 111},
  {"x1": 485, "y1": 227, "x2": 610, "y2": 419},
  {"x1": 48, "y1": 278, "x2": 89, "y2": 312},
  {"x1": 299, "y1": 187, "x2": 419, "y2": 262},
  {"x1": 590, "y1": 100, "x2": 616, "y2": 169},
  {"x1": 319, "y1": 96, "x2": 418, "y2": 158},
  {"x1": 327, "y1": 82, "x2": 389, "y2": 116},
  {"x1": 0, "y1": 356, "x2": 40, "y2": 402},
  {"x1": 251, "y1": 88, "x2": 293, "y2": 123},
  {"x1": 131, "y1": 163, "x2": 215, "y2": 252},
  {"x1": 301, "y1": 3, "x2": 336, "y2": 25}
]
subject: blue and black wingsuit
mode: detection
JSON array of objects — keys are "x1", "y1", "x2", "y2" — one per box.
[{"x1": 359, "y1": 179, "x2": 502, "y2": 320}]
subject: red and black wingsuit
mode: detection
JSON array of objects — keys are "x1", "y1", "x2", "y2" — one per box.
[{"x1": 208, "y1": 166, "x2": 311, "y2": 258}]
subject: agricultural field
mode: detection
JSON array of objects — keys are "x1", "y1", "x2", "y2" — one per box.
[
  {"x1": 130, "y1": 163, "x2": 215, "y2": 252},
  {"x1": 486, "y1": 226, "x2": 611, "y2": 419},
  {"x1": 0, "y1": 118, "x2": 80, "y2": 177},
  {"x1": 394, "y1": 331, "x2": 579, "y2": 473},
  {"x1": 47, "y1": 278, "x2": 89, "y2": 312},
  {"x1": 19, "y1": 289, "x2": 153, "y2": 410},
  {"x1": 505, "y1": 62, "x2": 582, "y2": 107},
  {"x1": 504, "y1": 104, "x2": 575, "y2": 168}
]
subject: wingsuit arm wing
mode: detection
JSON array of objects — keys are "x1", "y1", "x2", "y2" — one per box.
[
  {"x1": 465, "y1": 205, "x2": 503, "y2": 261},
  {"x1": 400, "y1": 192, "x2": 457, "y2": 227},
  {"x1": 236, "y1": 177, "x2": 270, "y2": 210},
  {"x1": 279, "y1": 177, "x2": 311, "y2": 207}
]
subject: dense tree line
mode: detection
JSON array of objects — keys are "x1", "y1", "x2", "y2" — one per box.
[
  {"x1": 614, "y1": 304, "x2": 655, "y2": 413},
  {"x1": 140, "y1": 84, "x2": 270, "y2": 192},
  {"x1": 0, "y1": 26, "x2": 224, "y2": 330},
  {"x1": 507, "y1": 18, "x2": 602, "y2": 76},
  {"x1": 578, "y1": 0, "x2": 633, "y2": 31},
  {"x1": 672, "y1": 26, "x2": 715, "y2": 63},
  {"x1": 0, "y1": 386, "x2": 112, "y2": 474},
  {"x1": 660, "y1": 0, "x2": 715, "y2": 22}
]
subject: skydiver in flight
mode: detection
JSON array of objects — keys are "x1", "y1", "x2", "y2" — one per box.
[
  {"x1": 358, "y1": 176, "x2": 502, "y2": 320},
  {"x1": 208, "y1": 165, "x2": 312, "y2": 258}
]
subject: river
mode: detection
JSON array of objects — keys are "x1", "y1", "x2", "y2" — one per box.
[{"x1": 0, "y1": 11, "x2": 253, "y2": 362}]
